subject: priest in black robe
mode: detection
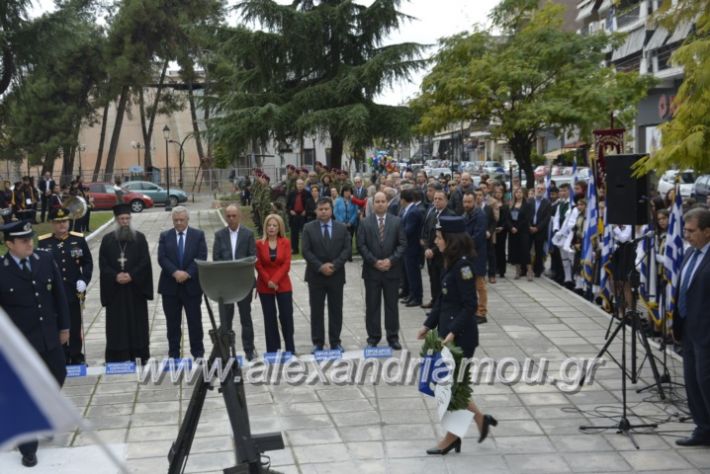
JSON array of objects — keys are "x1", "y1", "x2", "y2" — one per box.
[{"x1": 99, "y1": 203, "x2": 153, "y2": 363}]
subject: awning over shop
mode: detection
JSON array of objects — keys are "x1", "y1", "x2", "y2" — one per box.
[
  {"x1": 612, "y1": 27, "x2": 646, "y2": 61},
  {"x1": 667, "y1": 21, "x2": 693, "y2": 45},
  {"x1": 576, "y1": 1, "x2": 595, "y2": 22}
]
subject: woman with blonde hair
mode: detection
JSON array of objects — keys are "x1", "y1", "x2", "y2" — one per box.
[{"x1": 255, "y1": 214, "x2": 296, "y2": 354}]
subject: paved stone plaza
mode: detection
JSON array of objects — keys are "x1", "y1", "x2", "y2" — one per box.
[{"x1": 5, "y1": 205, "x2": 710, "y2": 473}]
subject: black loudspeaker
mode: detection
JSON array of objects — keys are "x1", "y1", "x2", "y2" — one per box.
[{"x1": 605, "y1": 154, "x2": 649, "y2": 226}]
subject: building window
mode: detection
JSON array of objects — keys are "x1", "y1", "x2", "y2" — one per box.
[{"x1": 303, "y1": 148, "x2": 315, "y2": 166}]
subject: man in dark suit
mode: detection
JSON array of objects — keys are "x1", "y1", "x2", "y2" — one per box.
[
  {"x1": 421, "y1": 189, "x2": 454, "y2": 308},
  {"x1": 357, "y1": 191, "x2": 406, "y2": 349},
  {"x1": 352, "y1": 175, "x2": 367, "y2": 200},
  {"x1": 0, "y1": 220, "x2": 69, "y2": 467},
  {"x1": 399, "y1": 189, "x2": 424, "y2": 307},
  {"x1": 158, "y1": 206, "x2": 208, "y2": 359},
  {"x1": 302, "y1": 197, "x2": 352, "y2": 353},
  {"x1": 528, "y1": 182, "x2": 552, "y2": 278},
  {"x1": 38, "y1": 171, "x2": 56, "y2": 223},
  {"x1": 464, "y1": 191, "x2": 489, "y2": 323},
  {"x1": 213, "y1": 204, "x2": 257, "y2": 360},
  {"x1": 675, "y1": 208, "x2": 710, "y2": 446},
  {"x1": 286, "y1": 178, "x2": 311, "y2": 254},
  {"x1": 385, "y1": 187, "x2": 400, "y2": 216}
]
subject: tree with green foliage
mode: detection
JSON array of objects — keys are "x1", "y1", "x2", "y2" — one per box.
[
  {"x1": 0, "y1": 0, "x2": 30, "y2": 96},
  {"x1": 208, "y1": 0, "x2": 425, "y2": 170},
  {"x1": 636, "y1": 0, "x2": 710, "y2": 174},
  {"x1": 412, "y1": 0, "x2": 652, "y2": 187}
]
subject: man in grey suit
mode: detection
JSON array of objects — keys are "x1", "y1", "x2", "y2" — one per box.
[
  {"x1": 212, "y1": 204, "x2": 257, "y2": 360},
  {"x1": 302, "y1": 197, "x2": 352, "y2": 353},
  {"x1": 357, "y1": 192, "x2": 406, "y2": 349}
]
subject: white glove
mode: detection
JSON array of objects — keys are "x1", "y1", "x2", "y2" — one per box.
[{"x1": 76, "y1": 280, "x2": 87, "y2": 293}]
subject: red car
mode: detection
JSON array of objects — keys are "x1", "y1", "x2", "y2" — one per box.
[{"x1": 87, "y1": 182, "x2": 154, "y2": 213}]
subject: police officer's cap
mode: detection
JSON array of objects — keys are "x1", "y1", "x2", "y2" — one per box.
[
  {"x1": 113, "y1": 203, "x2": 131, "y2": 216},
  {"x1": 436, "y1": 215, "x2": 465, "y2": 234},
  {"x1": 1, "y1": 220, "x2": 35, "y2": 241},
  {"x1": 50, "y1": 208, "x2": 72, "y2": 222}
]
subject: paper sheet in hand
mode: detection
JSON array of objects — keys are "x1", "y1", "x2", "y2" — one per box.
[{"x1": 442, "y1": 410, "x2": 474, "y2": 438}]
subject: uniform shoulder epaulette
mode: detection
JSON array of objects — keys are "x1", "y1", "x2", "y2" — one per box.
[
  {"x1": 38, "y1": 233, "x2": 52, "y2": 240},
  {"x1": 69, "y1": 231, "x2": 84, "y2": 237}
]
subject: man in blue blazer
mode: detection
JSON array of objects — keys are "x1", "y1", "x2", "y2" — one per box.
[
  {"x1": 212, "y1": 204, "x2": 258, "y2": 360},
  {"x1": 399, "y1": 188, "x2": 424, "y2": 307},
  {"x1": 158, "y1": 206, "x2": 208, "y2": 359},
  {"x1": 675, "y1": 207, "x2": 710, "y2": 446}
]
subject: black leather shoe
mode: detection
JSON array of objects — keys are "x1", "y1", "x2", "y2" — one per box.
[
  {"x1": 426, "y1": 437, "x2": 461, "y2": 455},
  {"x1": 406, "y1": 300, "x2": 422, "y2": 307},
  {"x1": 477, "y1": 316, "x2": 488, "y2": 325},
  {"x1": 332, "y1": 344, "x2": 345, "y2": 352},
  {"x1": 245, "y1": 350, "x2": 256, "y2": 361},
  {"x1": 420, "y1": 301, "x2": 433, "y2": 309},
  {"x1": 676, "y1": 436, "x2": 710, "y2": 447},
  {"x1": 399, "y1": 292, "x2": 410, "y2": 299},
  {"x1": 21, "y1": 453, "x2": 37, "y2": 467},
  {"x1": 311, "y1": 345, "x2": 324, "y2": 354},
  {"x1": 478, "y1": 414, "x2": 498, "y2": 443},
  {"x1": 389, "y1": 341, "x2": 402, "y2": 350}
]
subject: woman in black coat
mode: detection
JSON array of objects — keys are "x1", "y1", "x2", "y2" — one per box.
[
  {"x1": 508, "y1": 186, "x2": 531, "y2": 280},
  {"x1": 492, "y1": 185, "x2": 511, "y2": 278},
  {"x1": 417, "y1": 216, "x2": 497, "y2": 455}
]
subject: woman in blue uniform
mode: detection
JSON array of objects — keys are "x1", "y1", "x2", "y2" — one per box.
[{"x1": 417, "y1": 215, "x2": 497, "y2": 455}]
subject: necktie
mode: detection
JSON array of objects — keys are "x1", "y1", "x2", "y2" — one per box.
[
  {"x1": 678, "y1": 249, "x2": 701, "y2": 318},
  {"x1": 378, "y1": 217, "x2": 385, "y2": 242},
  {"x1": 20, "y1": 258, "x2": 31, "y2": 275},
  {"x1": 178, "y1": 232, "x2": 185, "y2": 267},
  {"x1": 322, "y1": 224, "x2": 330, "y2": 243}
]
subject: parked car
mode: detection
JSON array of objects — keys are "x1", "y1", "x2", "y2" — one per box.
[
  {"x1": 87, "y1": 182, "x2": 154, "y2": 213},
  {"x1": 481, "y1": 161, "x2": 505, "y2": 176},
  {"x1": 657, "y1": 169, "x2": 695, "y2": 199},
  {"x1": 429, "y1": 167, "x2": 453, "y2": 179},
  {"x1": 692, "y1": 174, "x2": 710, "y2": 203},
  {"x1": 122, "y1": 180, "x2": 188, "y2": 207}
]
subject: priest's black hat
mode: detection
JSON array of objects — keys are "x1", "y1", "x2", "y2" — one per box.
[
  {"x1": 113, "y1": 203, "x2": 131, "y2": 216},
  {"x1": 436, "y1": 215, "x2": 465, "y2": 234},
  {"x1": 1, "y1": 220, "x2": 35, "y2": 241}
]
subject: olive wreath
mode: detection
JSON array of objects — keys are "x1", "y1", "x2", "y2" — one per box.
[{"x1": 420, "y1": 329, "x2": 473, "y2": 411}]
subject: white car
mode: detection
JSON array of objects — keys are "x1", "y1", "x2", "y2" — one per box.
[{"x1": 657, "y1": 170, "x2": 695, "y2": 199}]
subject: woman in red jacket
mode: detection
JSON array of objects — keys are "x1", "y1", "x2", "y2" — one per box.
[{"x1": 255, "y1": 213, "x2": 296, "y2": 354}]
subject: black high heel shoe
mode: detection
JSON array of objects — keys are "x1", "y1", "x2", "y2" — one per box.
[
  {"x1": 426, "y1": 437, "x2": 461, "y2": 455},
  {"x1": 478, "y1": 414, "x2": 498, "y2": 443}
]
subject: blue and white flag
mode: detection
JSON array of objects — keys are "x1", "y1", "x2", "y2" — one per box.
[
  {"x1": 663, "y1": 186, "x2": 685, "y2": 321},
  {"x1": 636, "y1": 224, "x2": 660, "y2": 327},
  {"x1": 0, "y1": 307, "x2": 79, "y2": 450},
  {"x1": 597, "y1": 207, "x2": 613, "y2": 312},
  {"x1": 580, "y1": 171, "x2": 598, "y2": 289}
]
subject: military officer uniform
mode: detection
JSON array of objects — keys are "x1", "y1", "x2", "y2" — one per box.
[
  {"x1": 38, "y1": 208, "x2": 93, "y2": 364},
  {"x1": 0, "y1": 220, "x2": 69, "y2": 467},
  {"x1": 422, "y1": 216, "x2": 479, "y2": 358}
]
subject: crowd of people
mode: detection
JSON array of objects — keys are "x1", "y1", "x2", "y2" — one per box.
[{"x1": 0, "y1": 172, "x2": 94, "y2": 231}]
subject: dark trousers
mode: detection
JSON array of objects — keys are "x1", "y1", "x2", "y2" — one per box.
[
  {"x1": 258, "y1": 292, "x2": 295, "y2": 353},
  {"x1": 364, "y1": 277, "x2": 400, "y2": 345},
  {"x1": 495, "y1": 233, "x2": 508, "y2": 276},
  {"x1": 289, "y1": 214, "x2": 305, "y2": 254},
  {"x1": 404, "y1": 253, "x2": 422, "y2": 302},
  {"x1": 427, "y1": 258, "x2": 443, "y2": 303},
  {"x1": 550, "y1": 245, "x2": 563, "y2": 283},
  {"x1": 162, "y1": 291, "x2": 205, "y2": 358},
  {"x1": 220, "y1": 291, "x2": 255, "y2": 352},
  {"x1": 308, "y1": 278, "x2": 344, "y2": 347},
  {"x1": 64, "y1": 299, "x2": 84, "y2": 363},
  {"x1": 529, "y1": 231, "x2": 546, "y2": 276},
  {"x1": 684, "y1": 337, "x2": 710, "y2": 438},
  {"x1": 486, "y1": 240, "x2": 496, "y2": 277},
  {"x1": 40, "y1": 196, "x2": 49, "y2": 222},
  {"x1": 19, "y1": 345, "x2": 66, "y2": 457}
]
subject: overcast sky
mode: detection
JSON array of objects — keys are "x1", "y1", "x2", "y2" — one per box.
[{"x1": 29, "y1": 0, "x2": 500, "y2": 105}]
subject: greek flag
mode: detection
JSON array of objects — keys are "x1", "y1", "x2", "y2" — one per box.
[
  {"x1": 597, "y1": 207, "x2": 613, "y2": 312},
  {"x1": 580, "y1": 171, "x2": 598, "y2": 289},
  {"x1": 637, "y1": 224, "x2": 660, "y2": 328},
  {"x1": 663, "y1": 186, "x2": 685, "y2": 321},
  {"x1": 0, "y1": 307, "x2": 79, "y2": 450}
]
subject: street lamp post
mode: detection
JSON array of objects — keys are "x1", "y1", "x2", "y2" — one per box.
[
  {"x1": 162, "y1": 125, "x2": 172, "y2": 211},
  {"x1": 168, "y1": 134, "x2": 192, "y2": 190},
  {"x1": 77, "y1": 144, "x2": 86, "y2": 179}
]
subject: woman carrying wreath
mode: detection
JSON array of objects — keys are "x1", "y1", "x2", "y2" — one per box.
[{"x1": 416, "y1": 215, "x2": 498, "y2": 455}]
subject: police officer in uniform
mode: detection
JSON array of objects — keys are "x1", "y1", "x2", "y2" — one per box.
[
  {"x1": 0, "y1": 220, "x2": 70, "y2": 467},
  {"x1": 416, "y1": 215, "x2": 497, "y2": 455},
  {"x1": 38, "y1": 208, "x2": 93, "y2": 365}
]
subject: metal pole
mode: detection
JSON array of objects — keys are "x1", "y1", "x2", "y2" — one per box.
[{"x1": 165, "y1": 137, "x2": 172, "y2": 211}]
